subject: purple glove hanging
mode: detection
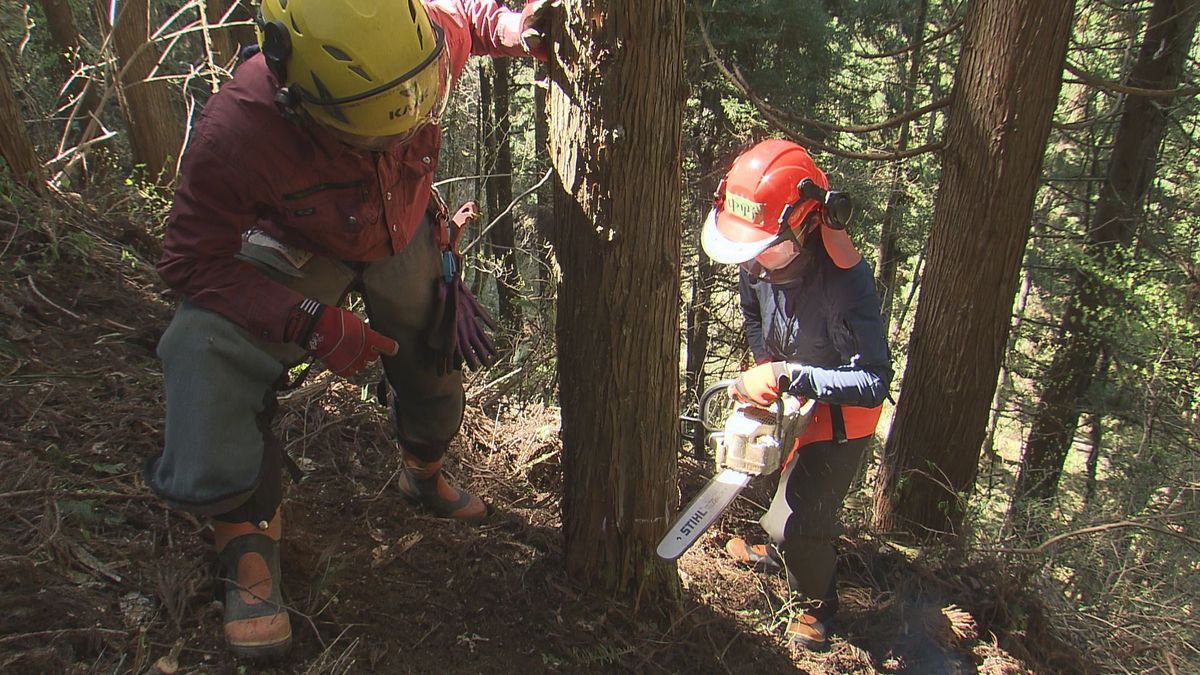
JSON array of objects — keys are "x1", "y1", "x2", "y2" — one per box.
[
  {"x1": 424, "y1": 273, "x2": 458, "y2": 375},
  {"x1": 422, "y1": 199, "x2": 500, "y2": 375},
  {"x1": 453, "y1": 278, "x2": 499, "y2": 369}
]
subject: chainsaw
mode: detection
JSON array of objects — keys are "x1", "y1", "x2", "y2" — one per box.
[{"x1": 657, "y1": 381, "x2": 815, "y2": 561}]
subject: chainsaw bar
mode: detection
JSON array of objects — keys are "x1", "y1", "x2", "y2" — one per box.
[{"x1": 656, "y1": 468, "x2": 752, "y2": 561}]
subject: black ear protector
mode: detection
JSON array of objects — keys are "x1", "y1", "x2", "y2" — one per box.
[
  {"x1": 255, "y1": 11, "x2": 291, "y2": 82},
  {"x1": 798, "y1": 178, "x2": 854, "y2": 230},
  {"x1": 255, "y1": 10, "x2": 304, "y2": 125}
]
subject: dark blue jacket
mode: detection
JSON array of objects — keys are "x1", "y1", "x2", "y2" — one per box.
[{"x1": 739, "y1": 240, "x2": 892, "y2": 408}]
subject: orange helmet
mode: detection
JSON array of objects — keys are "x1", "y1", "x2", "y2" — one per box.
[{"x1": 701, "y1": 139, "x2": 861, "y2": 269}]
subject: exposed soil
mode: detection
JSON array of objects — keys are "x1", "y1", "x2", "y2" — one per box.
[{"x1": 0, "y1": 194, "x2": 1095, "y2": 674}]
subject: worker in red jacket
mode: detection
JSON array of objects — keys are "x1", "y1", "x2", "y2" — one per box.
[
  {"x1": 702, "y1": 139, "x2": 892, "y2": 649},
  {"x1": 145, "y1": 0, "x2": 552, "y2": 659}
]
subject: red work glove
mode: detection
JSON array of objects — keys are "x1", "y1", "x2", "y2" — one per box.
[
  {"x1": 519, "y1": 0, "x2": 560, "y2": 61},
  {"x1": 733, "y1": 362, "x2": 795, "y2": 406},
  {"x1": 287, "y1": 299, "x2": 398, "y2": 378}
]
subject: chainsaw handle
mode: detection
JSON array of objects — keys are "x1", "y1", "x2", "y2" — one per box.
[{"x1": 699, "y1": 378, "x2": 738, "y2": 433}]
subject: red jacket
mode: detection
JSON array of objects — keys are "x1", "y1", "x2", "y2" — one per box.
[{"x1": 158, "y1": 1, "x2": 528, "y2": 343}]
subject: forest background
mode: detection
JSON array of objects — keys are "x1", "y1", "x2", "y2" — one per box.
[{"x1": 0, "y1": 0, "x2": 1197, "y2": 673}]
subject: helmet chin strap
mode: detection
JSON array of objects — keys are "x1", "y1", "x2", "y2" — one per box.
[{"x1": 273, "y1": 85, "x2": 304, "y2": 126}]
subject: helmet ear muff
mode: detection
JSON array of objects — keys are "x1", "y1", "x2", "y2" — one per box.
[
  {"x1": 823, "y1": 192, "x2": 853, "y2": 230},
  {"x1": 798, "y1": 178, "x2": 854, "y2": 230},
  {"x1": 256, "y1": 12, "x2": 292, "y2": 82}
]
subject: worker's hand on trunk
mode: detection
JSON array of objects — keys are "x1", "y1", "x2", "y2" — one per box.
[{"x1": 520, "y1": 0, "x2": 560, "y2": 61}]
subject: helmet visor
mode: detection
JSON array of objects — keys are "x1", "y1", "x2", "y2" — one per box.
[{"x1": 701, "y1": 208, "x2": 780, "y2": 264}]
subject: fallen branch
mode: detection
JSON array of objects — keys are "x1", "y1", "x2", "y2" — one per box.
[
  {"x1": 983, "y1": 519, "x2": 1200, "y2": 555},
  {"x1": 0, "y1": 627, "x2": 127, "y2": 646},
  {"x1": 27, "y1": 276, "x2": 83, "y2": 320}
]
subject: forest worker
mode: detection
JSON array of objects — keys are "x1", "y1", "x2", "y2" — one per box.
[
  {"x1": 143, "y1": 0, "x2": 553, "y2": 660},
  {"x1": 701, "y1": 139, "x2": 892, "y2": 650}
]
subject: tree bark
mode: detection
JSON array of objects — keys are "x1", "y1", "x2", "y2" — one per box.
[
  {"x1": 533, "y1": 63, "x2": 555, "y2": 303},
  {"x1": 0, "y1": 46, "x2": 44, "y2": 192},
  {"x1": 872, "y1": 0, "x2": 1076, "y2": 539},
  {"x1": 547, "y1": 0, "x2": 684, "y2": 601},
  {"x1": 1015, "y1": 0, "x2": 1199, "y2": 505},
  {"x1": 107, "y1": 0, "x2": 182, "y2": 183}
]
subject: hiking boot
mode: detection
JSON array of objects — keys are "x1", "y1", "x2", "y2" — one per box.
[
  {"x1": 396, "y1": 455, "x2": 490, "y2": 524},
  {"x1": 725, "y1": 537, "x2": 782, "y2": 571},
  {"x1": 786, "y1": 611, "x2": 829, "y2": 650},
  {"x1": 214, "y1": 511, "x2": 292, "y2": 660}
]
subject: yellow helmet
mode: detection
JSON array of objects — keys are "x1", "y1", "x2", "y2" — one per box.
[{"x1": 256, "y1": 0, "x2": 451, "y2": 141}]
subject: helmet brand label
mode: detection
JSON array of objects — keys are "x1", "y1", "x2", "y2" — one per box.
[{"x1": 725, "y1": 192, "x2": 763, "y2": 223}]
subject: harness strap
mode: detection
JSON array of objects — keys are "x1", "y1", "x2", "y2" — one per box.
[{"x1": 829, "y1": 404, "x2": 847, "y2": 445}]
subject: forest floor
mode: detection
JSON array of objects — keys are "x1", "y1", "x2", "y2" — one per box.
[{"x1": 0, "y1": 194, "x2": 1099, "y2": 674}]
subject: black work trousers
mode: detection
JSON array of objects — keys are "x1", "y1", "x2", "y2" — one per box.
[{"x1": 759, "y1": 436, "x2": 869, "y2": 619}]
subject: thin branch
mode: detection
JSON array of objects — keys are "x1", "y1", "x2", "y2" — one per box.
[
  {"x1": 52, "y1": 10, "x2": 252, "y2": 180},
  {"x1": 692, "y1": 0, "x2": 944, "y2": 161},
  {"x1": 806, "y1": 96, "x2": 952, "y2": 134},
  {"x1": 1065, "y1": 61, "x2": 1200, "y2": 98},
  {"x1": 858, "y1": 15, "x2": 966, "y2": 60},
  {"x1": 462, "y1": 168, "x2": 554, "y2": 253},
  {"x1": 43, "y1": 130, "x2": 118, "y2": 167}
]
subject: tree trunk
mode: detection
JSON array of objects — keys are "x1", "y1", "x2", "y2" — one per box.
[
  {"x1": 1015, "y1": 0, "x2": 1199, "y2": 505},
  {"x1": 875, "y1": 0, "x2": 928, "y2": 330},
  {"x1": 981, "y1": 265, "x2": 1032, "y2": 467},
  {"x1": 477, "y1": 61, "x2": 493, "y2": 297},
  {"x1": 683, "y1": 83, "x2": 724, "y2": 459},
  {"x1": 488, "y1": 57, "x2": 519, "y2": 325},
  {"x1": 0, "y1": 46, "x2": 44, "y2": 192},
  {"x1": 107, "y1": 0, "x2": 182, "y2": 183},
  {"x1": 38, "y1": 0, "x2": 102, "y2": 153},
  {"x1": 202, "y1": 0, "x2": 239, "y2": 69},
  {"x1": 40, "y1": 0, "x2": 85, "y2": 76},
  {"x1": 533, "y1": 63, "x2": 555, "y2": 303},
  {"x1": 547, "y1": 0, "x2": 684, "y2": 601},
  {"x1": 1083, "y1": 349, "x2": 1109, "y2": 506},
  {"x1": 872, "y1": 0, "x2": 1076, "y2": 539}
]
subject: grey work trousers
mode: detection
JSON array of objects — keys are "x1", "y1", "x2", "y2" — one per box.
[
  {"x1": 145, "y1": 217, "x2": 464, "y2": 523},
  {"x1": 760, "y1": 436, "x2": 870, "y2": 619}
]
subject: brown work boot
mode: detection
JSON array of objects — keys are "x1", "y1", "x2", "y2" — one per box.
[
  {"x1": 213, "y1": 511, "x2": 292, "y2": 660},
  {"x1": 725, "y1": 537, "x2": 782, "y2": 571},
  {"x1": 786, "y1": 610, "x2": 829, "y2": 650},
  {"x1": 396, "y1": 455, "x2": 490, "y2": 524}
]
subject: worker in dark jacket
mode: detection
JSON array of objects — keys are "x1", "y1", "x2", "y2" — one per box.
[
  {"x1": 145, "y1": 0, "x2": 551, "y2": 659},
  {"x1": 701, "y1": 139, "x2": 892, "y2": 649}
]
